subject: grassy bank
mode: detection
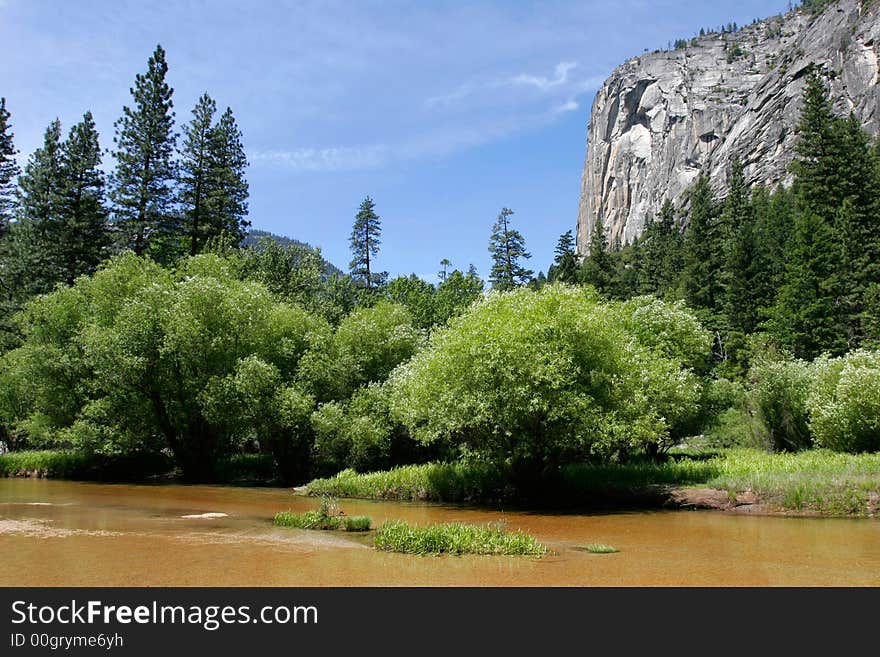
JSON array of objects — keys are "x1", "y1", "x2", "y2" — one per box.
[
  {"x1": 303, "y1": 449, "x2": 880, "y2": 516},
  {"x1": 0, "y1": 450, "x2": 172, "y2": 481},
  {"x1": 373, "y1": 520, "x2": 547, "y2": 556}
]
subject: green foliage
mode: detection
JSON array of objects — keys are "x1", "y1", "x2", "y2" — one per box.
[
  {"x1": 808, "y1": 350, "x2": 880, "y2": 452},
  {"x1": 110, "y1": 44, "x2": 178, "y2": 260},
  {"x1": 0, "y1": 97, "x2": 18, "y2": 232},
  {"x1": 0, "y1": 252, "x2": 329, "y2": 482},
  {"x1": 384, "y1": 275, "x2": 436, "y2": 329},
  {"x1": 433, "y1": 268, "x2": 484, "y2": 325},
  {"x1": 342, "y1": 516, "x2": 372, "y2": 532},
  {"x1": 747, "y1": 356, "x2": 815, "y2": 451},
  {"x1": 0, "y1": 449, "x2": 172, "y2": 481},
  {"x1": 274, "y1": 509, "x2": 340, "y2": 530},
  {"x1": 303, "y1": 461, "x2": 509, "y2": 503},
  {"x1": 205, "y1": 107, "x2": 250, "y2": 247},
  {"x1": 488, "y1": 207, "x2": 532, "y2": 290},
  {"x1": 374, "y1": 520, "x2": 547, "y2": 556},
  {"x1": 388, "y1": 285, "x2": 706, "y2": 466},
  {"x1": 579, "y1": 217, "x2": 615, "y2": 294},
  {"x1": 548, "y1": 230, "x2": 577, "y2": 284},
  {"x1": 349, "y1": 196, "x2": 385, "y2": 290}
]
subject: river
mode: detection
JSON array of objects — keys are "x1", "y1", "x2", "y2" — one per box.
[{"x1": 1, "y1": 478, "x2": 878, "y2": 586}]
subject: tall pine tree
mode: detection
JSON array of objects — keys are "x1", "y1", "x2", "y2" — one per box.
[
  {"x1": 0, "y1": 98, "x2": 18, "y2": 237},
  {"x1": 53, "y1": 111, "x2": 109, "y2": 284},
  {"x1": 178, "y1": 93, "x2": 216, "y2": 256},
  {"x1": 349, "y1": 196, "x2": 384, "y2": 290},
  {"x1": 205, "y1": 107, "x2": 249, "y2": 247},
  {"x1": 682, "y1": 176, "x2": 723, "y2": 325},
  {"x1": 110, "y1": 44, "x2": 178, "y2": 260},
  {"x1": 579, "y1": 216, "x2": 614, "y2": 294},
  {"x1": 488, "y1": 207, "x2": 532, "y2": 291},
  {"x1": 722, "y1": 159, "x2": 758, "y2": 333},
  {"x1": 548, "y1": 229, "x2": 577, "y2": 284}
]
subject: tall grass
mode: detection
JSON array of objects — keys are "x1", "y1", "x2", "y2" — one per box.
[
  {"x1": 374, "y1": 520, "x2": 547, "y2": 556},
  {"x1": 303, "y1": 462, "x2": 510, "y2": 503},
  {"x1": 274, "y1": 510, "x2": 341, "y2": 530},
  {"x1": 0, "y1": 450, "x2": 172, "y2": 480}
]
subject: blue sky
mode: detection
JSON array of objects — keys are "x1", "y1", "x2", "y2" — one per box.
[{"x1": 1, "y1": 0, "x2": 789, "y2": 281}]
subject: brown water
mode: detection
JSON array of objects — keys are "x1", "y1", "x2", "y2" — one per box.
[{"x1": 1, "y1": 478, "x2": 878, "y2": 586}]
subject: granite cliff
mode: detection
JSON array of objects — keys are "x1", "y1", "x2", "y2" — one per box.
[{"x1": 576, "y1": 0, "x2": 880, "y2": 253}]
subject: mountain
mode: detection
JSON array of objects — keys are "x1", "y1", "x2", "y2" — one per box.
[
  {"x1": 242, "y1": 229, "x2": 344, "y2": 277},
  {"x1": 576, "y1": 0, "x2": 880, "y2": 253}
]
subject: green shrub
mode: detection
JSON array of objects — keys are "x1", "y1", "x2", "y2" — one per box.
[
  {"x1": 274, "y1": 510, "x2": 340, "y2": 530},
  {"x1": 748, "y1": 357, "x2": 814, "y2": 451},
  {"x1": 388, "y1": 285, "x2": 707, "y2": 465},
  {"x1": 373, "y1": 520, "x2": 547, "y2": 556},
  {"x1": 809, "y1": 350, "x2": 880, "y2": 452},
  {"x1": 0, "y1": 449, "x2": 171, "y2": 480}
]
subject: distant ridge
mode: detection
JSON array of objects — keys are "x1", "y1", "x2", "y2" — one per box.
[{"x1": 242, "y1": 229, "x2": 344, "y2": 277}]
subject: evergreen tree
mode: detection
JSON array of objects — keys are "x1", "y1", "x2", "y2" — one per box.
[
  {"x1": 53, "y1": 111, "x2": 109, "y2": 284},
  {"x1": 548, "y1": 229, "x2": 577, "y2": 284},
  {"x1": 205, "y1": 107, "x2": 249, "y2": 246},
  {"x1": 10, "y1": 119, "x2": 64, "y2": 295},
  {"x1": 349, "y1": 196, "x2": 384, "y2": 290},
  {"x1": 0, "y1": 98, "x2": 18, "y2": 237},
  {"x1": 579, "y1": 217, "x2": 614, "y2": 294},
  {"x1": 634, "y1": 200, "x2": 680, "y2": 296},
  {"x1": 179, "y1": 93, "x2": 216, "y2": 255},
  {"x1": 488, "y1": 207, "x2": 532, "y2": 291},
  {"x1": 110, "y1": 44, "x2": 178, "y2": 260},
  {"x1": 682, "y1": 176, "x2": 723, "y2": 322},
  {"x1": 438, "y1": 258, "x2": 451, "y2": 282},
  {"x1": 722, "y1": 160, "x2": 758, "y2": 333},
  {"x1": 752, "y1": 185, "x2": 793, "y2": 321},
  {"x1": 767, "y1": 210, "x2": 846, "y2": 359}
]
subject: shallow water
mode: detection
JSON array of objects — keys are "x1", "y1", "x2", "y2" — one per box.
[{"x1": 1, "y1": 478, "x2": 878, "y2": 586}]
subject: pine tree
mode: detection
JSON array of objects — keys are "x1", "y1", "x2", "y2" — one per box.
[
  {"x1": 0, "y1": 98, "x2": 18, "y2": 237},
  {"x1": 349, "y1": 196, "x2": 384, "y2": 290},
  {"x1": 752, "y1": 185, "x2": 793, "y2": 322},
  {"x1": 488, "y1": 207, "x2": 532, "y2": 291},
  {"x1": 438, "y1": 258, "x2": 451, "y2": 282},
  {"x1": 110, "y1": 44, "x2": 178, "y2": 260},
  {"x1": 579, "y1": 217, "x2": 614, "y2": 294},
  {"x1": 179, "y1": 93, "x2": 216, "y2": 255},
  {"x1": 11, "y1": 119, "x2": 64, "y2": 295},
  {"x1": 205, "y1": 107, "x2": 249, "y2": 247},
  {"x1": 548, "y1": 229, "x2": 577, "y2": 284},
  {"x1": 767, "y1": 210, "x2": 846, "y2": 359},
  {"x1": 682, "y1": 176, "x2": 723, "y2": 322},
  {"x1": 53, "y1": 111, "x2": 109, "y2": 284},
  {"x1": 722, "y1": 160, "x2": 758, "y2": 333}
]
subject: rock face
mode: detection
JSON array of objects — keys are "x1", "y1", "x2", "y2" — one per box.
[{"x1": 576, "y1": 0, "x2": 880, "y2": 254}]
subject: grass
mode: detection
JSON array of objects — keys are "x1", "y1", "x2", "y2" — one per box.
[
  {"x1": 302, "y1": 448, "x2": 880, "y2": 516},
  {"x1": 373, "y1": 520, "x2": 547, "y2": 556},
  {"x1": 274, "y1": 496, "x2": 371, "y2": 531},
  {"x1": 342, "y1": 515, "x2": 372, "y2": 532},
  {"x1": 581, "y1": 544, "x2": 619, "y2": 554},
  {"x1": 0, "y1": 449, "x2": 172, "y2": 481},
  {"x1": 303, "y1": 462, "x2": 510, "y2": 503}
]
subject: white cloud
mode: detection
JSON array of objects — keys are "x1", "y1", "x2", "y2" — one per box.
[
  {"x1": 249, "y1": 145, "x2": 388, "y2": 173},
  {"x1": 507, "y1": 61, "x2": 577, "y2": 90}
]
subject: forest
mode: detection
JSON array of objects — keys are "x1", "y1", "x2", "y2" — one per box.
[{"x1": 1, "y1": 45, "x2": 879, "y2": 495}]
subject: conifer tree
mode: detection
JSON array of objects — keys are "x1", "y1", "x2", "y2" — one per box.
[
  {"x1": 488, "y1": 207, "x2": 532, "y2": 291},
  {"x1": 110, "y1": 44, "x2": 178, "y2": 260},
  {"x1": 751, "y1": 185, "x2": 793, "y2": 321},
  {"x1": 767, "y1": 210, "x2": 846, "y2": 359},
  {"x1": 349, "y1": 196, "x2": 384, "y2": 290},
  {"x1": 548, "y1": 229, "x2": 577, "y2": 284},
  {"x1": 0, "y1": 98, "x2": 18, "y2": 237},
  {"x1": 722, "y1": 160, "x2": 758, "y2": 333},
  {"x1": 579, "y1": 217, "x2": 614, "y2": 294},
  {"x1": 205, "y1": 107, "x2": 249, "y2": 246},
  {"x1": 681, "y1": 176, "x2": 723, "y2": 321},
  {"x1": 54, "y1": 111, "x2": 109, "y2": 283},
  {"x1": 179, "y1": 93, "x2": 216, "y2": 255}
]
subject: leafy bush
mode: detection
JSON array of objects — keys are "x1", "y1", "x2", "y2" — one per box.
[
  {"x1": 388, "y1": 284, "x2": 707, "y2": 466},
  {"x1": 747, "y1": 357, "x2": 814, "y2": 451},
  {"x1": 808, "y1": 350, "x2": 880, "y2": 452},
  {"x1": 342, "y1": 516, "x2": 372, "y2": 532},
  {"x1": 274, "y1": 510, "x2": 340, "y2": 530}
]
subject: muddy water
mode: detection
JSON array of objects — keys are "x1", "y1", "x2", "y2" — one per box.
[{"x1": 1, "y1": 478, "x2": 879, "y2": 586}]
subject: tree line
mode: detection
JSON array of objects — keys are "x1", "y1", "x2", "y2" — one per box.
[
  {"x1": 0, "y1": 45, "x2": 248, "y2": 349},
  {"x1": 569, "y1": 69, "x2": 880, "y2": 370}
]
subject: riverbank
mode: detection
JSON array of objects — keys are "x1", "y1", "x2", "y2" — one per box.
[
  {"x1": 3, "y1": 447, "x2": 879, "y2": 516},
  {"x1": 302, "y1": 449, "x2": 880, "y2": 517}
]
